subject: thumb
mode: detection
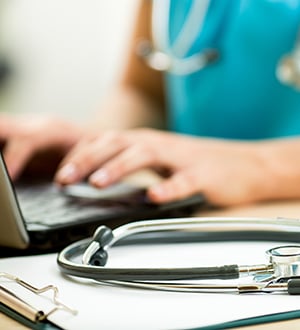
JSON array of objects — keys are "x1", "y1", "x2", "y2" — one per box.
[{"x1": 147, "y1": 171, "x2": 198, "y2": 203}]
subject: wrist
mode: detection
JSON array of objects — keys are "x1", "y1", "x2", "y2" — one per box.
[{"x1": 254, "y1": 139, "x2": 300, "y2": 201}]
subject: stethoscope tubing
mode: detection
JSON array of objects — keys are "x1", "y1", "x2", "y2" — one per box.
[
  {"x1": 57, "y1": 238, "x2": 240, "y2": 281},
  {"x1": 98, "y1": 278, "x2": 300, "y2": 295},
  {"x1": 57, "y1": 216, "x2": 300, "y2": 283},
  {"x1": 57, "y1": 237, "x2": 300, "y2": 295},
  {"x1": 149, "y1": 0, "x2": 300, "y2": 89},
  {"x1": 146, "y1": 0, "x2": 219, "y2": 74}
]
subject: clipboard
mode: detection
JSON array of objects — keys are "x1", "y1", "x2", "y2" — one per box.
[
  {"x1": 0, "y1": 303, "x2": 62, "y2": 330},
  {"x1": 1, "y1": 244, "x2": 300, "y2": 330},
  {"x1": 0, "y1": 272, "x2": 76, "y2": 330}
]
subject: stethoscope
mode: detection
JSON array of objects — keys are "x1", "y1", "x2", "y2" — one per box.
[
  {"x1": 136, "y1": 0, "x2": 300, "y2": 89},
  {"x1": 137, "y1": 0, "x2": 219, "y2": 75},
  {"x1": 57, "y1": 2, "x2": 300, "y2": 294},
  {"x1": 57, "y1": 216, "x2": 300, "y2": 295}
]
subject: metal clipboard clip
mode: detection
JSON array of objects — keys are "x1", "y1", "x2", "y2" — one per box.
[{"x1": 0, "y1": 272, "x2": 77, "y2": 324}]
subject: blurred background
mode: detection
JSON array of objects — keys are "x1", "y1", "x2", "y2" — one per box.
[{"x1": 0, "y1": 0, "x2": 139, "y2": 123}]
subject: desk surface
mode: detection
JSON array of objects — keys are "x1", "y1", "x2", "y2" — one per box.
[
  {"x1": 199, "y1": 199, "x2": 300, "y2": 218},
  {"x1": 2, "y1": 199, "x2": 300, "y2": 330}
]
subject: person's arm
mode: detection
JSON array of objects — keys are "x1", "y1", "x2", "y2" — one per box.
[
  {"x1": 0, "y1": 113, "x2": 84, "y2": 180},
  {"x1": 87, "y1": 0, "x2": 166, "y2": 132},
  {"x1": 54, "y1": 127, "x2": 300, "y2": 206},
  {"x1": 254, "y1": 138, "x2": 300, "y2": 202},
  {"x1": 0, "y1": 0, "x2": 164, "y2": 181}
]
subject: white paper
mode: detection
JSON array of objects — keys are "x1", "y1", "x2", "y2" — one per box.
[{"x1": 1, "y1": 240, "x2": 300, "y2": 330}]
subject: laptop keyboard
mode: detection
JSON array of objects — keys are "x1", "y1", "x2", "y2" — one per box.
[{"x1": 16, "y1": 183, "x2": 125, "y2": 227}]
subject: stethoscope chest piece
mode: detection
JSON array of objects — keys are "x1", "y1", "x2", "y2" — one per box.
[
  {"x1": 136, "y1": 39, "x2": 219, "y2": 75},
  {"x1": 267, "y1": 245, "x2": 300, "y2": 279},
  {"x1": 277, "y1": 53, "x2": 300, "y2": 89}
]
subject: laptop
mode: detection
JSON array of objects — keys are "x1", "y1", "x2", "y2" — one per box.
[{"x1": 0, "y1": 152, "x2": 205, "y2": 254}]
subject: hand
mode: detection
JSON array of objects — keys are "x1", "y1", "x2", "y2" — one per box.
[
  {"x1": 54, "y1": 128, "x2": 270, "y2": 206},
  {"x1": 0, "y1": 113, "x2": 83, "y2": 180}
]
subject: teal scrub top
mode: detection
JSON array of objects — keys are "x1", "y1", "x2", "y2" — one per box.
[{"x1": 163, "y1": 0, "x2": 300, "y2": 139}]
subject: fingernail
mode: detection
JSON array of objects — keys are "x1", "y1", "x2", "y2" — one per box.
[
  {"x1": 55, "y1": 163, "x2": 79, "y2": 183},
  {"x1": 90, "y1": 169, "x2": 110, "y2": 186}
]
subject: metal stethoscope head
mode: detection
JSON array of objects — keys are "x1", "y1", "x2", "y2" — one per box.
[
  {"x1": 277, "y1": 49, "x2": 300, "y2": 89},
  {"x1": 141, "y1": 31, "x2": 300, "y2": 90},
  {"x1": 57, "y1": 217, "x2": 300, "y2": 295},
  {"x1": 136, "y1": 0, "x2": 220, "y2": 75},
  {"x1": 136, "y1": 39, "x2": 219, "y2": 75}
]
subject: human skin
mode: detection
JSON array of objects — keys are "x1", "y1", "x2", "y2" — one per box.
[
  {"x1": 1, "y1": 1, "x2": 300, "y2": 207},
  {"x1": 0, "y1": 1, "x2": 162, "y2": 179},
  {"x1": 53, "y1": 128, "x2": 300, "y2": 207}
]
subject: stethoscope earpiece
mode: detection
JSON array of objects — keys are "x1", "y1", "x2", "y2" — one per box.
[
  {"x1": 89, "y1": 248, "x2": 108, "y2": 267},
  {"x1": 82, "y1": 225, "x2": 113, "y2": 266}
]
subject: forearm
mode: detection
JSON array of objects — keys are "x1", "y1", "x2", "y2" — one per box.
[{"x1": 257, "y1": 138, "x2": 300, "y2": 201}]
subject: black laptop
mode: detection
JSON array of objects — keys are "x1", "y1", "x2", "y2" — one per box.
[{"x1": 0, "y1": 152, "x2": 205, "y2": 254}]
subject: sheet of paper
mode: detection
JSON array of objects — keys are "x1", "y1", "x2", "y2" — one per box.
[{"x1": 1, "y1": 240, "x2": 300, "y2": 330}]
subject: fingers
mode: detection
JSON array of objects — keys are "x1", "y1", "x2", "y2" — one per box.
[
  {"x1": 0, "y1": 115, "x2": 37, "y2": 180},
  {"x1": 89, "y1": 143, "x2": 157, "y2": 187},
  {"x1": 0, "y1": 114, "x2": 82, "y2": 180},
  {"x1": 55, "y1": 130, "x2": 166, "y2": 186},
  {"x1": 147, "y1": 170, "x2": 200, "y2": 203},
  {"x1": 3, "y1": 139, "x2": 36, "y2": 180},
  {"x1": 54, "y1": 132, "x2": 130, "y2": 185},
  {"x1": 0, "y1": 113, "x2": 18, "y2": 142},
  {"x1": 3, "y1": 135, "x2": 56, "y2": 180}
]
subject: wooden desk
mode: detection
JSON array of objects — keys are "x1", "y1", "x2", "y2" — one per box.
[
  {"x1": 2, "y1": 199, "x2": 300, "y2": 329},
  {"x1": 197, "y1": 199, "x2": 300, "y2": 218},
  {"x1": 0, "y1": 314, "x2": 27, "y2": 329}
]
